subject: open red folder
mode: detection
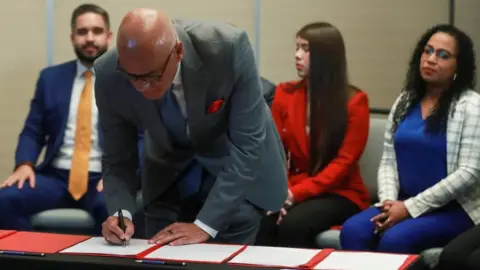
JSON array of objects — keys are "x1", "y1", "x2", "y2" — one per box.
[
  {"x1": 0, "y1": 231, "x2": 91, "y2": 254},
  {"x1": 312, "y1": 250, "x2": 419, "y2": 270},
  {"x1": 60, "y1": 238, "x2": 246, "y2": 263},
  {"x1": 227, "y1": 246, "x2": 334, "y2": 269},
  {"x1": 0, "y1": 230, "x2": 16, "y2": 240},
  {"x1": 60, "y1": 237, "x2": 160, "y2": 259},
  {"x1": 142, "y1": 243, "x2": 247, "y2": 264}
]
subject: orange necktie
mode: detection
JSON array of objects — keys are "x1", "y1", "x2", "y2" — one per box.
[{"x1": 68, "y1": 70, "x2": 93, "y2": 200}]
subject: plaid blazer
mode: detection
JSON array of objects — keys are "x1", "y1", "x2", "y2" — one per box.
[{"x1": 377, "y1": 90, "x2": 480, "y2": 224}]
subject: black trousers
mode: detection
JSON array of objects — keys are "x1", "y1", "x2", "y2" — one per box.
[
  {"x1": 435, "y1": 224, "x2": 480, "y2": 270},
  {"x1": 255, "y1": 193, "x2": 359, "y2": 248}
]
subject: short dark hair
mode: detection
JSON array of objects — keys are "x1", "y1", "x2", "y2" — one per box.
[{"x1": 71, "y1": 3, "x2": 110, "y2": 30}]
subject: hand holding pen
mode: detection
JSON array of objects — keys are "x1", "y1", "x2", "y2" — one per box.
[
  {"x1": 101, "y1": 210, "x2": 134, "y2": 246},
  {"x1": 117, "y1": 209, "x2": 128, "y2": 246}
]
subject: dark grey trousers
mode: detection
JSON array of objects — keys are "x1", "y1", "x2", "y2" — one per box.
[{"x1": 143, "y1": 180, "x2": 262, "y2": 244}]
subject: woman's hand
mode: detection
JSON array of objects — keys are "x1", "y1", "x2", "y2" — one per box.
[
  {"x1": 372, "y1": 201, "x2": 410, "y2": 234},
  {"x1": 285, "y1": 189, "x2": 295, "y2": 207},
  {"x1": 276, "y1": 208, "x2": 288, "y2": 225}
]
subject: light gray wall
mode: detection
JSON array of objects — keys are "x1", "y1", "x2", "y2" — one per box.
[{"x1": 1, "y1": 0, "x2": 476, "y2": 180}]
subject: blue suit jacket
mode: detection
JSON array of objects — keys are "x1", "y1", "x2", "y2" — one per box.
[{"x1": 15, "y1": 60, "x2": 144, "y2": 176}]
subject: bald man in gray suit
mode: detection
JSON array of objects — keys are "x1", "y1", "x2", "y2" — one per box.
[{"x1": 94, "y1": 9, "x2": 287, "y2": 246}]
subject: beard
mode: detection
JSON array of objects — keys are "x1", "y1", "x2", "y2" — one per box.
[{"x1": 74, "y1": 44, "x2": 108, "y2": 65}]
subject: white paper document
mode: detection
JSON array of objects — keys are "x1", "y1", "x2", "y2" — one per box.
[
  {"x1": 314, "y1": 251, "x2": 411, "y2": 270},
  {"x1": 145, "y1": 243, "x2": 244, "y2": 263},
  {"x1": 228, "y1": 246, "x2": 321, "y2": 268},
  {"x1": 60, "y1": 237, "x2": 155, "y2": 256}
]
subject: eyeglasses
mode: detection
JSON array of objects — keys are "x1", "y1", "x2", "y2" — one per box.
[
  {"x1": 423, "y1": 46, "x2": 455, "y2": 60},
  {"x1": 116, "y1": 45, "x2": 176, "y2": 87}
]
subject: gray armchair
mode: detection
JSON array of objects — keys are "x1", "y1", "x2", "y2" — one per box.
[
  {"x1": 31, "y1": 208, "x2": 95, "y2": 235},
  {"x1": 31, "y1": 191, "x2": 145, "y2": 236}
]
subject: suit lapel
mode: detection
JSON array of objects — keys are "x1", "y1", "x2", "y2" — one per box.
[
  {"x1": 55, "y1": 61, "x2": 77, "y2": 148},
  {"x1": 290, "y1": 86, "x2": 309, "y2": 160},
  {"x1": 175, "y1": 23, "x2": 207, "y2": 148}
]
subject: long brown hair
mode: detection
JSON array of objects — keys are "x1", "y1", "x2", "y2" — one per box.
[{"x1": 297, "y1": 22, "x2": 349, "y2": 176}]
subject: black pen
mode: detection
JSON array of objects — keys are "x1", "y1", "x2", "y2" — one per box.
[
  {"x1": 135, "y1": 260, "x2": 187, "y2": 267},
  {"x1": 0, "y1": 251, "x2": 45, "y2": 257},
  {"x1": 117, "y1": 209, "x2": 127, "y2": 247}
]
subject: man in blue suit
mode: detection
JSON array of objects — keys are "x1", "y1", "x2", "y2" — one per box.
[{"x1": 0, "y1": 4, "x2": 119, "y2": 234}]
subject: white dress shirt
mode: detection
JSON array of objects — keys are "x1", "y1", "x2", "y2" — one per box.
[
  {"x1": 118, "y1": 64, "x2": 219, "y2": 238},
  {"x1": 52, "y1": 61, "x2": 102, "y2": 173}
]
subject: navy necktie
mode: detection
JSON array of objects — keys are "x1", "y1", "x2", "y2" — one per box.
[{"x1": 160, "y1": 85, "x2": 202, "y2": 198}]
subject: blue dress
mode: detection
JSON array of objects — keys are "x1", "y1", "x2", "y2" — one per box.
[{"x1": 340, "y1": 102, "x2": 473, "y2": 253}]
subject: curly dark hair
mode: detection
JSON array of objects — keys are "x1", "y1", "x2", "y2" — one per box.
[{"x1": 391, "y1": 24, "x2": 476, "y2": 134}]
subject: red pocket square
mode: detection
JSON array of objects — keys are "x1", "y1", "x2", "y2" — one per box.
[{"x1": 207, "y1": 100, "x2": 224, "y2": 114}]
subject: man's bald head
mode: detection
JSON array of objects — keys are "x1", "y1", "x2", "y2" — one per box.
[
  {"x1": 116, "y1": 8, "x2": 183, "y2": 100},
  {"x1": 117, "y1": 8, "x2": 176, "y2": 52}
]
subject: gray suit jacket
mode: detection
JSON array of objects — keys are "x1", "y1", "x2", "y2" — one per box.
[{"x1": 94, "y1": 20, "x2": 288, "y2": 231}]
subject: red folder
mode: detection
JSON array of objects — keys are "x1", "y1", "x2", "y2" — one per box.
[
  {"x1": 313, "y1": 250, "x2": 419, "y2": 270},
  {"x1": 0, "y1": 231, "x2": 91, "y2": 254},
  {"x1": 60, "y1": 246, "x2": 160, "y2": 259},
  {"x1": 399, "y1": 254, "x2": 420, "y2": 270},
  {"x1": 60, "y1": 239, "x2": 245, "y2": 263},
  {"x1": 227, "y1": 247, "x2": 334, "y2": 269},
  {"x1": 299, "y1": 249, "x2": 335, "y2": 269},
  {"x1": 60, "y1": 244, "x2": 160, "y2": 259},
  {"x1": 0, "y1": 230, "x2": 16, "y2": 240},
  {"x1": 142, "y1": 243, "x2": 247, "y2": 264},
  {"x1": 59, "y1": 237, "x2": 161, "y2": 259}
]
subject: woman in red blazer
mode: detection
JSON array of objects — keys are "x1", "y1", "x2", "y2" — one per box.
[{"x1": 255, "y1": 22, "x2": 371, "y2": 248}]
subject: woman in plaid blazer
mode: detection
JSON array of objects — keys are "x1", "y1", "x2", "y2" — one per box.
[{"x1": 340, "y1": 24, "x2": 479, "y2": 254}]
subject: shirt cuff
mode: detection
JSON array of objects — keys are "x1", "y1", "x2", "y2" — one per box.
[
  {"x1": 374, "y1": 198, "x2": 395, "y2": 208},
  {"x1": 404, "y1": 198, "x2": 423, "y2": 218},
  {"x1": 113, "y1": 209, "x2": 133, "y2": 221},
  {"x1": 194, "y1": 219, "x2": 218, "y2": 238},
  {"x1": 373, "y1": 202, "x2": 383, "y2": 207}
]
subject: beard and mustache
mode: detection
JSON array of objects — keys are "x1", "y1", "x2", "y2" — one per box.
[{"x1": 74, "y1": 43, "x2": 108, "y2": 64}]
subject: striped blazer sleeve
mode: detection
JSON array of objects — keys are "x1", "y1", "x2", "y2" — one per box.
[
  {"x1": 404, "y1": 94, "x2": 480, "y2": 217},
  {"x1": 376, "y1": 94, "x2": 404, "y2": 204}
]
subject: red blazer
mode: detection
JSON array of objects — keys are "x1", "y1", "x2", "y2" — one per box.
[{"x1": 272, "y1": 81, "x2": 371, "y2": 210}]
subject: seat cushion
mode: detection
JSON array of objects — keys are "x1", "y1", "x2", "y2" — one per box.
[
  {"x1": 31, "y1": 209, "x2": 95, "y2": 230},
  {"x1": 420, "y1": 248, "x2": 443, "y2": 269},
  {"x1": 315, "y1": 229, "x2": 342, "y2": 249}
]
